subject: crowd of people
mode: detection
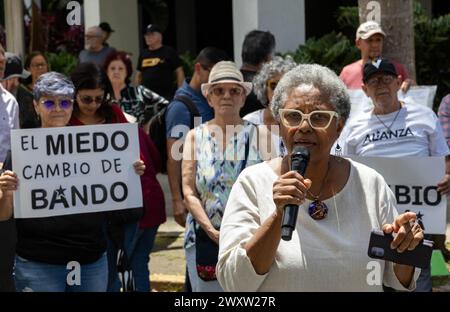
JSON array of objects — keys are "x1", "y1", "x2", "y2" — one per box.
[{"x1": 0, "y1": 19, "x2": 449, "y2": 293}]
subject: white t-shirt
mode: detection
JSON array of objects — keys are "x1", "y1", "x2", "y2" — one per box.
[
  {"x1": 337, "y1": 102, "x2": 449, "y2": 157},
  {"x1": 217, "y1": 159, "x2": 420, "y2": 292},
  {"x1": 0, "y1": 86, "x2": 19, "y2": 162}
]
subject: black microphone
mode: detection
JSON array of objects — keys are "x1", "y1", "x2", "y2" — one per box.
[{"x1": 281, "y1": 146, "x2": 310, "y2": 241}]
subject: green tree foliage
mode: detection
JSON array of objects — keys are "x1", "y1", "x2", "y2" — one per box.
[
  {"x1": 287, "y1": 32, "x2": 359, "y2": 74},
  {"x1": 179, "y1": 51, "x2": 195, "y2": 78},
  {"x1": 287, "y1": 3, "x2": 450, "y2": 110},
  {"x1": 414, "y1": 3, "x2": 450, "y2": 109},
  {"x1": 45, "y1": 52, "x2": 77, "y2": 76}
]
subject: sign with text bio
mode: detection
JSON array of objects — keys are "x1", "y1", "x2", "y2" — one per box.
[
  {"x1": 11, "y1": 124, "x2": 142, "y2": 218},
  {"x1": 350, "y1": 156, "x2": 446, "y2": 234}
]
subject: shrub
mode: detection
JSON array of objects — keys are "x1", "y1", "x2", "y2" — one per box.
[
  {"x1": 45, "y1": 52, "x2": 78, "y2": 76},
  {"x1": 179, "y1": 51, "x2": 195, "y2": 78}
]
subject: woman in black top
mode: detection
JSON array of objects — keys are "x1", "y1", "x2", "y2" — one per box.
[{"x1": 0, "y1": 72, "x2": 145, "y2": 292}]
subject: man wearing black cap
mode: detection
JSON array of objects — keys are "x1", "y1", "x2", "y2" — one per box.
[
  {"x1": 135, "y1": 24, "x2": 185, "y2": 100},
  {"x1": 99, "y1": 22, "x2": 114, "y2": 48},
  {"x1": 1, "y1": 53, "x2": 38, "y2": 128},
  {"x1": 339, "y1": 58, "x2": 450, "y2": 292}
]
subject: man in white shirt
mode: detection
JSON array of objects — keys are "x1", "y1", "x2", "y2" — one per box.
[{"x1": 0, "y1": 44, "x2": 20, "y2": 162}]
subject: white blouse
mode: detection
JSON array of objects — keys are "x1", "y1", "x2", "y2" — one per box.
[{"x1": 217, "y1": 159, "x2": 420, "y2": 292}]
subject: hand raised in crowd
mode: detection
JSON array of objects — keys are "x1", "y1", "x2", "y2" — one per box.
[
  {"x1": 382, "y1": 211, "x2": 424, "y2": 253},
  {"x1": 133, "y1": 160, "x2": 146, "y2": 176},
  {"x1": 272, "y1": 171, "x2": 312, "y2": 217},
  {"x1": 436, "y1": 173, "x2": 450, "y2": 195},
  {"x1": 0, "y1": 171, "x2": 19, "y2": 195}
]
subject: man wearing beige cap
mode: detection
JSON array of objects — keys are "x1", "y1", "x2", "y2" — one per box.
[{"x1": 340, "y1": 21, "x2": 412, "y2": 92}]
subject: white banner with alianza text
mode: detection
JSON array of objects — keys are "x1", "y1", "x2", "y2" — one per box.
[
  {"x1": 350, "y1": 156, "x2": 446, "y2": 234},
  {"x1": 11, "y1": 124, "x2": 142, "y2": 219}
]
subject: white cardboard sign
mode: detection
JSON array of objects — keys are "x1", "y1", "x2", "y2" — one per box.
[
  {"x1": 350, "y1": 156, "x2": 446, "y2": 234},
  {"x1": 11, "y1": 123, "x2": 142, "y2": 219}
]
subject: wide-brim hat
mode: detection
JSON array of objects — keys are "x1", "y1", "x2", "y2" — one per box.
[
  {"x1": 201, "y1": 61, "x2": 252, "y2": 97},
  {"x1": 356, "y1": 21, "x2": 386, "y2": 40},
  {"x1": 363, "y1": 58, "x2": 398, "y2": 83}
]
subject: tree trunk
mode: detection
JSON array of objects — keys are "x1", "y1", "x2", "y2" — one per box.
[
  {"x1": 358, "y1": 0, "x2": 416, "y2": 80},
  {"x1": 30, "y1": 0, "x2": 45, "y2": 53}
]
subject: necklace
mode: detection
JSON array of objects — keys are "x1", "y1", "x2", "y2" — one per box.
[
  {"x1": 373, "y1": 106, "x2": 402, "y2": 134},
  {"x1": 306, "y1": 160, "x2": 332, "y2": 220}
]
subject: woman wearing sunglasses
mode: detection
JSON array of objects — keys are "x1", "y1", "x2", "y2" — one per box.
[
  {"x1": 69, "y1": 63, "x2": 127, "y2": 126},
  {"x1": 216, "y1": 64, "x2": 423, "y2": 291},
  {"x1": 0, "y1": 72, "x2": 145, "y2": 292},
  {"x1": 68, "y1": 63, "x2": 165, "y2": 292},
  {"x1": 244, "y1": 56, "x2": 296, "y2": 158},
  {"x1": 181, "y1": 61, "x2": 269, "y2": 292}
]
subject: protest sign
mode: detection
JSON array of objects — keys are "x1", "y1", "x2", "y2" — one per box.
[
  {"x1": 11, "y1": 123, "x2": 142, "y2": 218},
  {"x1": 350, "y1": 156, "x2": 446, "y2": 234}
]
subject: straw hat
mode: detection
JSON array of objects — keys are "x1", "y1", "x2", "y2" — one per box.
[{"x1": 201, "y1": 61, "x2": 252, "y2": 97}]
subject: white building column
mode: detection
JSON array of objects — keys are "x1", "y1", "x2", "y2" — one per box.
[
  {"x1": 84, "y1": 0, "x2": 140, "y2": 69},
  {"x1": 83, "y1": 0, "x2": 101, "y2": 28},
  {"x1": 4, "y1": 0, "x2": 25, "y2": 56},
  {"x1": 233, "y1": 0, "x2": 305, "y2": 67}
]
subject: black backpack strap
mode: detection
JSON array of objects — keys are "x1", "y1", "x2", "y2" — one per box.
[{"x1": 173, "y1": 95, "x2": 200, "y2": 129}]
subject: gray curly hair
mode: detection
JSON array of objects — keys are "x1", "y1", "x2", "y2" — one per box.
[
  {"x1": 33, "y1": 72, "x2": 75, "y2": 101},
  {"x1": 271, "y1": 64, "x2": 351, "y2": 121},
  {"x1": 252, "y1": 55, "x2": 297, "y2": 107}
]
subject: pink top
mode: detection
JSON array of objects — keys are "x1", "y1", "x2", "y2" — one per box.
[{"x1": 339, "y1": 59, "x2": 409, "y2": 89}]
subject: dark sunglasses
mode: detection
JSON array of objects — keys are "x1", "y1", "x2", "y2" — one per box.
[
  {"x1": 78, "y1": 95, "x2": 104, "y2": 105},
  {"x1": 40, "y1": 99, "x2": 73, "y2": 110},
  {"x1": 267, "y1": 79, "x2": 279, "y2": 91}
]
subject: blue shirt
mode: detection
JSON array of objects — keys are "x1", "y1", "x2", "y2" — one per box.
[{"x1": 165, "y1": 80, "x2": 214, "y2": 139}]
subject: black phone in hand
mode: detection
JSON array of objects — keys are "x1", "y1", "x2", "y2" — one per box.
[{"x1": 368, "y1": 229, "x2": 433, "y2": 269}]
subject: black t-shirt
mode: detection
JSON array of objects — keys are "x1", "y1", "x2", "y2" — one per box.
[
  {"x1": 16, "y1": 212, "x2": 107, "y2": 265},
  {"x1": 137, "y1": 46, "x2": 182, "y2": 100},
  {"x1": 240, "y1": 69, "x2": 264, "y2": 117}
]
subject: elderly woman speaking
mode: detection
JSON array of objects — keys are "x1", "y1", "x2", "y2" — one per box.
[{"x1": 216, "y1": 64, "x2": 423, "y2": 292}]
